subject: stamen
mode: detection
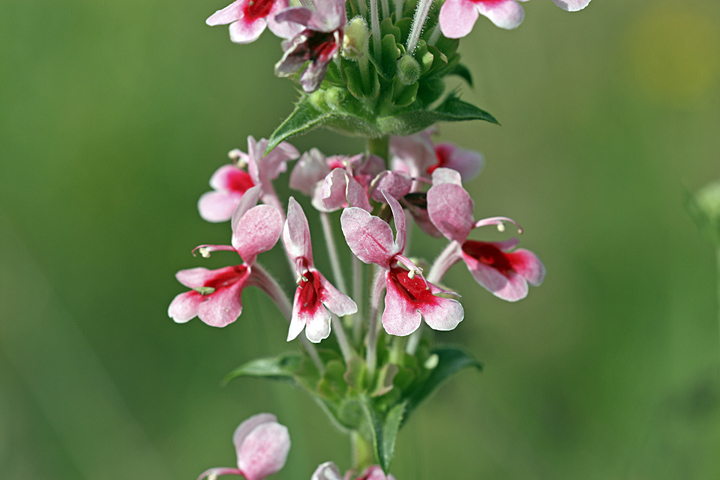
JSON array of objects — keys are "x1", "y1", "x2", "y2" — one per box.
[
  {"x1": 197, "y1": 247, "x2": 212, "y2": 258},
  {"x1": 497, "y1": 223, "x2": 505, "y2": 233},
  {"x1": 194, "y1": 286, "x2": 216, "y2": 295}
]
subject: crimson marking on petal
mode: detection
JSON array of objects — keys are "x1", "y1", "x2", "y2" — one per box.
[
  {"x1": 225, "y1": 168, "x2": 255, "y2": 193},
  {"x1": 204, "y1": 265, "x2": 250, "y2": 291},
  {"x1": 297, "y1": 270, "x2": 325, "y2": 315},
  {"x1": 243, "y1": 0, "x2": 276, "y2": 22},
  {"x1": 427, "y1": 144, "x2": 452, "y2": 175},
  {"x1": 387, "y1": 267, "x2": 439, "y2": 307},
  {"x1": 462, "y1": 241, "x2": 513, "y2": 278}
]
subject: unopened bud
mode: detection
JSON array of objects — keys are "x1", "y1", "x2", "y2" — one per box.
[
  {"x1": 397, "y1": 54, "x2": 421, "y2": 86},
  {"x1": 424, "y1": 354, "x2": 439, "y2": 369},
  {"x1": 342, "y1": 17, "x2": 368, "y2": 61}
]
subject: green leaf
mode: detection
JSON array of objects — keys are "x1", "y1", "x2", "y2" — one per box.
[
  {"x1": 266, "y1": 94, "x2": 336, "y2": 152},
  {"x1": 360, "y1": 397, "x2": 407, "y2": 473},
  {"x1": 403, "y1": 346, "x2": 482, "y2": 422},
  {"x1": 450, "y1": 63, "x2": 473, "y2": 87},
  {"x1": 222, "y1": 351, "x2": 304, "y2": 386},
  {"x1": 431, "y1": 94, "x2": 499, "y2": 124}
]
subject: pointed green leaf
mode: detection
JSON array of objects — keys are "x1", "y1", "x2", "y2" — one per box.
[
  {"x1": 267, "y1": 95, "x2": 335, "y2": 152},
  {"x1": 431, "y1": 94, "x2": 499, "y2": 124},
  {"x1": 360, "y1": 397, "x2": 407, "y2": 473},
  {"x1": 403, "y1": 346, "x2": 482, "y2": 422},
  {"x1": 222, "y1": 351, "x2": 304, "y2": 385}
]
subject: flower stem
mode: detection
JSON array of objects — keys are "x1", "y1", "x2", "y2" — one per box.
[
  {"x1": 380, "y1": 0, "x2": 390, "y2": 18},
  {"x1": 427, "y1": 240, "x2": 461, "y2": 283},
  {"x1": 366, "y1": 268, "x2": 386, "y2": 380},
  {"x1": 352, "y1": 255, "x2": 365, "y2": 344},
  {"x1": 394, "y1": 0, "x2": 403, "y2": 19},
  {"x1": 406, "y1": 0, "x2": 434, "y2": 54},
  {"x1": 358, "y1": 0, "x2": 368, "y2": 18},
  {"x1": 351, "y1": 431, "x2": 374, "y2": 472},
  {"x1": 367, "y1": 136, "x2": 389, "y2": 161},
  {"x1": 369, "y1": 0, "x2": 382, "y2": 64},
  {"x1": 320, "y1": 211, "x2": 349, "y2": 294},
  {"x1": 332, "y1": 314, "x2": 355, "y2": 364}
]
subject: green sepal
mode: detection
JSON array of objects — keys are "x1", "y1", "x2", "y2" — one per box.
[
  {"x1": 380, "y1": 17, "x2": 402, "y2": 42},
  {"x1": 434, "y1": 36, "x2": 460, "y2": 57},
  {"x1": 416, "y1": 77, "x2": 445, "y2": 105},
  {"x1": 344, "y1": 356, "x2": 369, "y2": 391},
  {"x1": 381, "y1": 34, "x2": 402, "y2": 79},
  {"x1": 318, "y1": 360, "x2": 349, "y2": 401},
  {"x1": 413, "y1": 41, "x2": 434, "y2": 76},
  {"x1": 402, "y1": 346, "x2": 482, "y2": 423},
  {"x1": 360, "y1": 397, "x2": 407, "y2": 473},
  {"x1": 393, "y1": 81, "x2": 419, "y2": 107},
  {"x1": 395, "y1": 18, "x2": 412, "y2": 43},
  {"x1": 372, "y1": 363, "x2": 399, "y2": 397},
  {"x1": 323, "y1": 60, "x2": 345, "y2": 86},
  {"x1": 424, "y1": 45, "x2": 449, "y2": 77}
]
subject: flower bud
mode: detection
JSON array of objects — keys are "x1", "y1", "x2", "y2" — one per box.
[
  {"x1": 342, "y1": 17, "x2": 369, "y2": 61},
  {"x1": 397, "y1": 54, "x2": 421, "y2": 85}
]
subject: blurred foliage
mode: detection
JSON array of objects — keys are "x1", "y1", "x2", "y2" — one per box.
[{"x1": 1, "y1": 0, "x2": 720, "y2": 479}]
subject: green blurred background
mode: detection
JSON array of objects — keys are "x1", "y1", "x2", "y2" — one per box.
[{"x1": 2, "y1": 0, "x2": 720, "y2": 478}]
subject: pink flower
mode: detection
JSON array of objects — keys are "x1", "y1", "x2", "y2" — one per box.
[
  {"x1": 198, "y1": 413, "x2": 290, "y2": 480},
  {"x1": 391, "y1": 130, "x2": 484, "y2": 183},
  {"x1": 283, "y1": 198, "x2": 357, "y2": 343},
  {"x1": 290, "y1": 150, "x2": 389, "y2": 213},
  {"x1": 311, "y1": 462, "x2": 397, "y2": 480},
  {"x1": 341, "y1": 192, "x2": 464, "y2": 336},
  {"x1": 206, "y1": 0, "x2": 299, "y2": 44},
  {"x1": 439, "y1": 0, "x2": 591, "y2": 38},
  {"x1": 427, "y1": 168, "x2": 545, "y2": 301},
  {"x1": 273, "y1": 0, "x2": 346, "y2": 92},
  {"x1": 169, "y1": 187, "x2": 283, "y2": 327},
  {"x1": 198, "y1": 137, "x2": 299, "y2": 223}
]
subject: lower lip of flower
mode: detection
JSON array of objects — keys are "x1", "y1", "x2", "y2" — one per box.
[
  {"x1": 243, "y1": 0, "x2": 275, "y2": 22},
  {"x1": 462, "y1": 240, "x2": 512, "y2": 276}
]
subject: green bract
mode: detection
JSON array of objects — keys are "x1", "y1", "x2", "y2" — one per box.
[{"x1": 266, "y1": 14, "x2": 497, "y2": 153}]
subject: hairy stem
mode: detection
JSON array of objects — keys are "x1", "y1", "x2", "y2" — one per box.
[
  {"x1": 367, "y1": 135, "x2": 390, "y2": 161},
  {"x1": 352, "y1": 256, "x2": 365, "y2": 344},
  {"x1": 369, "y1": 0, "x2": 383, "y2": 64},
  {"x1": 351, "y1": 431, "x2": 374, "y2": 472},
  {"x1": 406, "y1": 0, "x2": 434, "y2": 54},
  {"x1": 366, "y1": 268, "x2": 386, "y2": 380},
  {"x1": 320, "y1": 211, "x2": 349, "y2": 294}
]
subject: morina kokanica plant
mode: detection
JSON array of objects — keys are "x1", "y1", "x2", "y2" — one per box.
[{"x1": 168, "y1": 0, "x2": 591, "y2": 478}]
